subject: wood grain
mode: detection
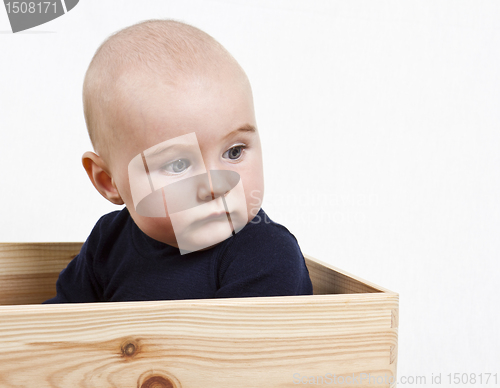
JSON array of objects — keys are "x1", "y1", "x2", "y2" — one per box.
[
  {"x1": 0, "y1": 243, "x2": 82, "y2": 305},
  {"x1": 303, "y1": 254, "x2": 393, "y2": 294},
  {"x1": 0, "y1": 243, "x2": 398, "y2": 387},
  {"x1": 0, "y1": 243, "x2": 393, "y2": 304},
  {"x1": 0, "y1": 294, "x2": 398, "y2": 387}
]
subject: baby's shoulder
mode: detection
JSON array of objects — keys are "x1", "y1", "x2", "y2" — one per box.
[
  {"x1": 224, "y1": 208, "x2": 301, "y2": 254},
  {"x1": 214, "y1": 208, "x2": 312, "y2": 297},
  {"x1": 93, "y1": 207, "x2": 130, "y2": 230},
  {"x1": 85, "y1": 207, "x2": 132, "y2": 250},
  {"x1": 243, "y1": 208, "x2": 297, "y2": 236}
]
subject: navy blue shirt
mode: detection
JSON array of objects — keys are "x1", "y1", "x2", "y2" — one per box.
[{"x1": 44, "y1": 208, "x2": 313, "y2": 303}]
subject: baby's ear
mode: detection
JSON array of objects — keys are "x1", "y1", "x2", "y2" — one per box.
[{"x1": 82, "y1": 151, "x2": 124, "y2": 205}]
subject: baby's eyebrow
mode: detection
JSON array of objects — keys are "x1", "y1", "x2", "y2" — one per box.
[{"x1": 223, "y1": 124, "x2": 256, "y2": 140}]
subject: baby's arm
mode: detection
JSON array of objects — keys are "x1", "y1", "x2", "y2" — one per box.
[
  {"x1": 43, "y1": 219, "x2": 106, "y2": 304},
  {"x1": 215, "y1": 220, "x2": 313, "y2": 298},
  {"x1": 43, "y1": 241, "x2": 102, "y2": 303}
]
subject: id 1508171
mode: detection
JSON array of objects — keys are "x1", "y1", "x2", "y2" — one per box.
[
  {"x1": 445, "y1": 373, "x2": 497, "y2": 385},
  {"x1": 5, "y1": 2, "x2": 58, "y2": 14}
]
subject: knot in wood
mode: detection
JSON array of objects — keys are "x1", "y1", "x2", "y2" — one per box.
[
  {"x1": 121, "y1": 341, "x2": 137, "y2": 357},
  {"x1": 140, "y1": 375, "x2": 175, "y2": 388}
]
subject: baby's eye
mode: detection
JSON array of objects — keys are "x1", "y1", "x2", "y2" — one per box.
[
  {"x1": 162, "y1": 158, "x2": 191, "y2": 174},
  {"x1": 223, "y1": 145, "x2": 246, "y2": 161}
]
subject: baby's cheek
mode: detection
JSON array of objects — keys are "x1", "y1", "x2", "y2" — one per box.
[
  {"x1": 244, "y1": 183, "x2": 264, "y2": 221},
  {"x1": 245, "y1": 161, "x2": 265, "y2": 215},
  {"x1": 134, "y1": 213, "x2": 178, "y2": 245}
]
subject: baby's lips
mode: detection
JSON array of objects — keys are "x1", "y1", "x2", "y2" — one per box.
[{"x1": 6, "y1": 0, "x2": 80, "y2": 33}]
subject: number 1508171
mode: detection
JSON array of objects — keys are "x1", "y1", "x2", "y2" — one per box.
[{"x1": 5, "y1": 2, "x2": 58, "y2": 14}]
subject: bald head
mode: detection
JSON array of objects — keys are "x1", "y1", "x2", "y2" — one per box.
[{"x1": 83, "y1": 19, "x2": 248, "y2": 162}]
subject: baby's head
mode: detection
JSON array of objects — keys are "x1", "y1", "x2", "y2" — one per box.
[{"x1": 82, "y1": 20, "x2": 264, "y2": 253}]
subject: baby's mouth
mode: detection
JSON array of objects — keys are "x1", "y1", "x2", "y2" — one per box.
[{"x1": 204, "y1": 211, "x2": 227, "y2": 221}]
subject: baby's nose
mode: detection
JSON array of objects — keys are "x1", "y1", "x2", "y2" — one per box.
[
  {"x1": 209, "y1": 170, "x2": 240, "y2": 199},
  {"x1": 160, "y1": 171, "x2": 241, "y2": 214}
]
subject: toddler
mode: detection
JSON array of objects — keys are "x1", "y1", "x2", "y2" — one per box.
[{"x1": 44, "y1": 19, "x2": 313, "y2": 303}]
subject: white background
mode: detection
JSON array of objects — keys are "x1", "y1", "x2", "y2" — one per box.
[{"x1": 1, "y1": 1, "x2": 499, "y2": 385}]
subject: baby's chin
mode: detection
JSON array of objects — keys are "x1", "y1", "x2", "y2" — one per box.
[
  {"x1": 130, "y1": 213, "x2": 229, "y2": 251},
  {"x1": 129, "y1": 204, "x2": 252, "y2": 253},
  {"x1": 175, "y1": 217, "x2": 237, "y2": 254},
  {"x1": 129, "y1": 212, "x2": 178, "y2": 246}
]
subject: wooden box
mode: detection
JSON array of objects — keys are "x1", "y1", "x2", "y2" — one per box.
[{"x1": 0, "y1": 243, "x2": 398, "y2": 387}]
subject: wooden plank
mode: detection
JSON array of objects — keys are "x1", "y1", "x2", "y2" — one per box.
[
  {"x1": 0, "y1": 243, "x2": 82, "y2": 305},
  {"x1": 0, "y1": 293, "x2": 398, "y2": 387},
  {"x1": 0, "y1": 244, "x2": 392, "y2": 305},
  {"x1": 0, "y1": 243, "x2": 82, "y2": 275},
  {"x1": 303, "y1": 254, "x2": 395, "y2": 294},
  {"x1": 0, "y1": 243, "x2": 399, "y2": 386}
]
